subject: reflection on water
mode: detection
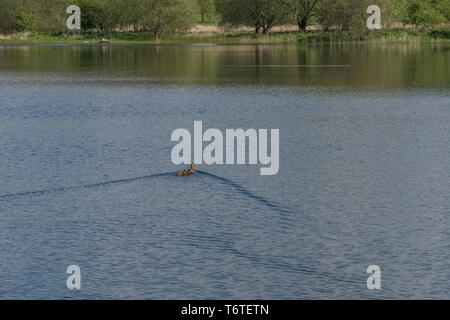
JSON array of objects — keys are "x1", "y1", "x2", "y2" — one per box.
[
  {"x1": 0, "y1": 43, "x2": 449, "y2": 299},
  {"x1": 0, "y1": 42, "x2": 449, "y2": 88}
]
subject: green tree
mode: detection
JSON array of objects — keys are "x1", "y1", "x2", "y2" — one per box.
[
  {"x1": 393, "y1": 0, "x2": 408, "y2": 22},
  {"x1": 13, "y1": 6, "x2": 36, "y2": 32},
  {"x1": 73, "y1": 0, "x2": 106, "y2": 33},
  {"x1": 318, "y1": 0, "x2": 398, "y2": 37},
  {"x1": 139, "y1": 0, "x2": 195, "y2": 39},
  {"x1": 0, "y1": 0, "x2": 16, "y2": 33},
  {"x1": 101, "y1": 0, "x2": 126, "y2": 34},
  {"x1": 403, "y1": 0, "x2": 447, "y2": 29},
  {"x1": 216, "y1": 0, "x2": 290, "y2": 34},
  {"x1": 198, "y1": 0, "x2": 215, "y2": 23},
  {"x1": 289, "y1": 0, "x2": 321, "y2": 32},
  {"x1": 318, "y1": 0, "x2": 372, "y2": 39},
  {"x1": 438, "y1": 0, "x2": 450, "y2": 21},
  {"x1": 32, "y1": 0, "x2": 72, "y2": 32},
  {"x1": 119, "y1": 0, "x2": 144, "y2": 31}
]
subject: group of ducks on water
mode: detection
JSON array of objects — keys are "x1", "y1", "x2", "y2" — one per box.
[{"x1": 176, "y1": 163, "x2": 197, "y2": 177}]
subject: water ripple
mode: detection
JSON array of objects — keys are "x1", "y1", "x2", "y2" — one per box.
[
  {"x1": 0, "y1": 171, "x2": 293, "y2": 220},
  {"x1": 0, "y1": 172, "x2": 173, "y2": 201},
  {"x1": 198, "y1": 171, "x2": 295, "y2": 218}
]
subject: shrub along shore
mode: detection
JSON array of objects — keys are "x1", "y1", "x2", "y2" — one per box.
[
  {"x1": 0, "y1": 0, "x2": 449, "y2": 44},
  {"x1": 0, "y1": 27, "x2": 449, "y2": 44}
]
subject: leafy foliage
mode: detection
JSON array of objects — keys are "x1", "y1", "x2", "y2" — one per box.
[
  {"x1": 197, "y1": 0, "x2": 215, "y2": 23},
  {"x1": 403, "y1": 0, "x2": 447, "y2": 29},
  {"x1": 216, "y1": 0, "x2": 291, "y2": 34},
  {"x1": 0, "y1": 0, "x2": 448, "y2": 37}
]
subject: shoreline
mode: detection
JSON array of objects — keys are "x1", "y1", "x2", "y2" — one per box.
[
  {"x1": 1, "y1": 28, "x2": 449, "y2": 45},
  {"x1": 0, "y1": 29, "x2": 450, "y2": 46}
]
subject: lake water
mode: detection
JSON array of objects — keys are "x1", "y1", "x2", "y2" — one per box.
[{"x1": 0, "y1": 43, "x2": 449, "y2": 299}]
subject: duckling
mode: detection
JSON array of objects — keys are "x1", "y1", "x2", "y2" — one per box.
[
  {"x1": 176, "y1": 163, "x2": 196, "y2": 177},
  {"x1": 176, "y1": 169, "x2": 188, "y2": 177},
  {"x1": 176, "y1": 170, "x2": 184, "y2": 177},
  {"x1": 188, "y1": 163, "x2": 196, "y2": 175}
]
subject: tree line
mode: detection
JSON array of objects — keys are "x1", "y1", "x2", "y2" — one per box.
[
  {"x1": 217, "y1": 0, "x2": 449, "y2": 35},
  {"x1": 0, "y1": 0, "x2": 448, "y2": 38}
]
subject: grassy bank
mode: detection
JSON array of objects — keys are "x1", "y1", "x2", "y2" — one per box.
[{"x1": 1, "y1": 28, "x2": 449, "y2": 44}]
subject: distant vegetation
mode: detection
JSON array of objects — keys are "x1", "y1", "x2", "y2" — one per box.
[{"x1": 0, "y1": 0, "x2": 449, "y2": 41}]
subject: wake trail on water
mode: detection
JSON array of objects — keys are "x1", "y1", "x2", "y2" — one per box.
[
  {"x1": 0, "y1": 172, "x2": 174, "y2": 201},
  {"x1": 197, "y1": 171, "x2": 294, "y2": 218},
  {"x1": 0, "y1": 170, "x2": 295, "y2": 218}
]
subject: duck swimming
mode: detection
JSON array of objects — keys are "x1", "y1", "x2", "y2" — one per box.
[{"x1": 176, "y1": 163, "x2": 196, "y2": 177}]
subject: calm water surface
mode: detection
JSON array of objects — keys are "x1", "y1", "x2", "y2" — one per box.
[{"x1": 0, "y1": 43, "x2": 449, "y2": 299}]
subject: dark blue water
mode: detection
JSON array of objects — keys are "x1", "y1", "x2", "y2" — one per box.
[{"x1": 0, "y1": 44, "x2": 449, "y2": 299}]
